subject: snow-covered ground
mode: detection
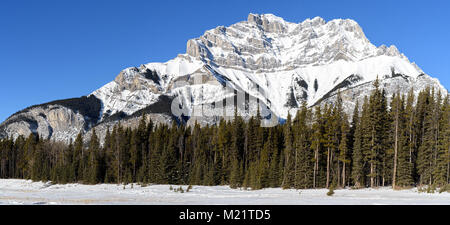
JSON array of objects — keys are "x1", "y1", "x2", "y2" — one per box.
[{"x1": 0, "y1": 179, "x2": 449, "y2": 205}]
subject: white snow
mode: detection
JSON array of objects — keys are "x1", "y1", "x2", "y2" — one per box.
[{"x1": 0, "y1": 179, "x2": 449, "y2": 205}]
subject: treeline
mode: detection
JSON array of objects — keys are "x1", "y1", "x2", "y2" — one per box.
[{"x1": 0, "y1": 81, "x2": 449, "y2": 190}]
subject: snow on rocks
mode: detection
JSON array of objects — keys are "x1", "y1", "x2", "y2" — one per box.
[{"x1": 92, "y1": 13, "x2": 447, "y2": 122}]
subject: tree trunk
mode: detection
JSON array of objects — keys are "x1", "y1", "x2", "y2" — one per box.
[
  {"x1": 370, "y1": 161, "x2": 374, "y2": 188},
  {"x1": 281, "y1": 150, "x2": 289, "y2": 188},
  {"x1": 429, "y1": 160, "x2": 433, "y2": 185},
  {"x1": 313, "y1": 145, "x2": 318, "y2": 188},
  {"x1": 447, "y1": 145, "x2": 450, "y2": 184},
  {"x1": 326, "y1": 147, "x2": 330, "y2": 188},
  {"x1": 342, "y1": 161, "x2": 346, "y2": 188},
  {"x1": 371, "y1": 128, "x2": 375, "y2": 188},
  {"x1": 393, "y1": 103, "x2": 399, "y2": 189},
  {"x1": 337, "y1": 159, "x2": 341, "y2": 187},
  {"x1": 409, "y1": 113, "x2": 413, "y2": 164},
  {"x1": 294, "y1": 147, "x2": 298, "y2": 188}
]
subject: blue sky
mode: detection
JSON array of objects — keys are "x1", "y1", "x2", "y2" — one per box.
[{"x1": 0, "y1": 0, "x2": 449, "y2": 122}]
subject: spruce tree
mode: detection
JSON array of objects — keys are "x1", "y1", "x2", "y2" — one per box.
[
  {"x1": 323, "y1": 104, "x2": 334, "y2": 188},
  {"x1": 351, "y1": 100, "x2": 365, "y2": 188},
  {"x1": 395, "y1": 94, "x2": 414, "y2": 187},
  {"x1": 73, "y1": 131, "x2": 83, "y2": 181},
  {"x1": 86, "y1": 129, "x2": 100, "y2": 184},
  {"x1": 433, "y1": 95, "x2": 450, "y2": 186},
  {"x1": 404, "y1": 88, "x2": 416, "y2": 176},
  {"x1": 311, "y1": 106, "x2": 324, "y2": 188},
  {"x1": 293, "y1": 103, "x2": 313, "y2": 189},
  {"x1": 282, "y1": 113, "x2": 294, "y2": 188},
  {"x1": 417, "y1": 88, "x2": 436, "y2": 185},
  {"x1": 364, "y1": 77, "x2": 389, "y2": 187},
  {"x1": 339, "y1": 115, "x2": 350, "y2": 187}
]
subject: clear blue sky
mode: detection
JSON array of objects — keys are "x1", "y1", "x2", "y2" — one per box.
[{"x1": 1, "y1": 0, "x2": 449, "y2": 122}]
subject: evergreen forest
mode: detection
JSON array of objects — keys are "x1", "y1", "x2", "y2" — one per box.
[{"x1": 1, "y1": 80, "x2": 449, "y2": 191}]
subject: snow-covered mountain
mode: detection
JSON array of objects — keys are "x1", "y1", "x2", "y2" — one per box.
[{"x1": 0, "y1": 13, "x2": 447, "y2": 143}]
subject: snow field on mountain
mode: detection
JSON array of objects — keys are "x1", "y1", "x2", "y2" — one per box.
[{"x1": 87, "y1": 13, "x2": 446, "y2": 123}]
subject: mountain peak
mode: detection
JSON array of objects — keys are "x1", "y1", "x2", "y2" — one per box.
[
  {"x1": 246, "y1": 13, "x2": 289, "y2": 33},
  {"x1": 186, "y1": 13, "x2": 394, "y2": 71},
  {"x1": 302, "y1": 16, "x2": 326, "y2": 26},
  {"x1": 247, "y1": 13, "x2": 286, "y2": 24},
  {"x1": 377, "y1": 44, "x2": 402, "y2": 57}
]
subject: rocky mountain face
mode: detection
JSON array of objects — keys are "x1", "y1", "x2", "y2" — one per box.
[{"x1": 0, "y1": 13, "x2": 447, "y2": 143}]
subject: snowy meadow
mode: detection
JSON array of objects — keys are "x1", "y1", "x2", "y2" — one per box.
[{"x1": 0, "y1": 179, "x2": 449, "y2": 205}]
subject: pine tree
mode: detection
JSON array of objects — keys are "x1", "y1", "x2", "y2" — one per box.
[
  {"x1": 363, "y1": 77, "x2": 389, "y2": 187},
  {"x1": 339, "y1": 114, "x2": 350, "y2": 187},
  {"x1": 268, "y1": 127, "x2": 281, "y2": 187},
  {"x1": 129, "y1": 129, "x2": 139, "y2": 182},
  {"x1": 404, "y1": 89, "x2": 417, "y2": 180},
  {"x1": 73, "y1": 131, "x2": 83, "y2": 181},
  {"x1": 323, "y1": 104, "x2": 334, "y2": 188},
  {"x1": 417, "y1": 88, "x2": 436, "y2": 185},
  {"x1": 395, "y1": 94, "x2": 414, "y2": 187},
  {"x1": 293, "y1": 102, "x2": 313, "y2": 189},
  {"x1": 391, "y1": 92, "x2": 401, "y2": 188},
  {"x1": 351, "y1": 100, "x2": 364, "y2": 188},
  {"x1": 217, "y1": 118, "x2": 230, "y2": 184},
  {"x1": 332, "y1": 91, "x2": 344, "y2": 187},
  {"x1": 311, "y1": 106, "x2": 324, "y2": 188},
  {"x1": 433, "y1": 95, "x2": 450, "y2": 186},
  {"x1": 232, "y1": 109, "x2": 246, "y2": 186},
  {"x1": 282, "y1": 113, "x2": 294, "y2": 189},
  {"x1": 86, "y1": 129, "x2": 100, "y2": 184},
  {"x1": 65, "y1": 141, "x2": 76, "y2": 183},
  {"x1": 160, "y1": 123, "x2": 178, "y2": 184},
  {"x1": 229, "y1": 156, "x2": 241, "y2": 188},
  {"x1": 103, "y1": 128, "x2": 114, "y2": 183},
  {"x1": 259, "y1": 128, "x2": 272, "y2": 188}
]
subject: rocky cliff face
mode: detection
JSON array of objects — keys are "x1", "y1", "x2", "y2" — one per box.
[
  {"x1": 0, "y1": 95, "x2": 102, "y2": 142},
  {"x1": 187, "y1": 14, "x2": 381, "y2": 69},
  {"x1": 0, "y1": 13, "x2": 447, "y2": 143}
]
